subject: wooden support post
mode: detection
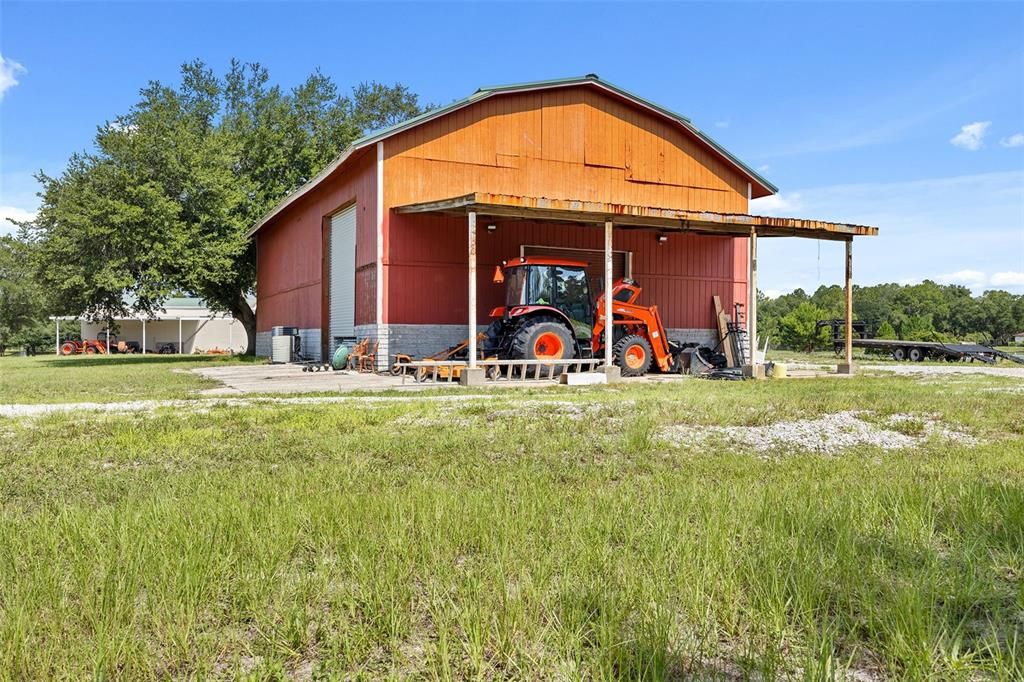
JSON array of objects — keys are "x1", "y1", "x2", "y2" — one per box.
[
  {"x1": 839, "y1": 238, "x2": 855, "y2": 375},
  {"x1": 142, "y1": 319, "x2": 146, "y2": 355},
  {"x1": 748, "y1": 226, "x2": 758, "y2": 363},
  {"x1": 55, "y1": 319, "x2": 60, "y2": 355},
  {"x1": 178, "y1": 318, "x2": 183, "y2": 354},
  {"x1": 106, "y1": 326, "x2": 111, "y2": 355},
  {"x1": 604, "y1": 220, "x2": 613, "y2": 367},
  {"x1": 467, "y1": 211, "x2": 477, "y2": 369}
]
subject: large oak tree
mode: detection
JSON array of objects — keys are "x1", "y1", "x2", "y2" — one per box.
[{"x1": 24, "y1": 61, "x2": 422, "y2": 353}]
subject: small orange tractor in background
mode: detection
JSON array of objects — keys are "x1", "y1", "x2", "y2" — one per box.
[
  {"x1": 60, "y1": 339, "x2": 111, "y2": 355},
  {"x1": 482, "y1": 256, "x2": 685, "y2": 376}
]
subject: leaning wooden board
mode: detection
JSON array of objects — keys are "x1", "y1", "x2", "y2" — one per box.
[{"x1": 713, "y1": 295, "x2": 737, "y2": 367}]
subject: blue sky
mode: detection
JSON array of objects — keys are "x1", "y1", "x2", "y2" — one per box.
[{"x1": 2, "y1": 1, "x2": 1022, "y2": 295}]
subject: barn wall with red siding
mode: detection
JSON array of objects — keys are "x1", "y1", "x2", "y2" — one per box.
[
  {"x1": 386, "y1": 212, "x2": 744, "y2": 329},
  {"x1": 380, "y1": 85, "x2": 753, "y2": 331},
  {"x1": 256, "y1": 149, "x2": 377, "y2": 333}
]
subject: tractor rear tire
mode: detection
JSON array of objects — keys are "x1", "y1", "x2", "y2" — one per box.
[
  {"x1": 510, "y1": 317, "x2": 574, "y2": 374},
  {"x1": 614, "y1": 335, "x2": 653, "y2": 377}
]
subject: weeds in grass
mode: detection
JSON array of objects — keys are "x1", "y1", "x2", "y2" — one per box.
[{"x1": 0, "y1": 374, "x2": 1022, "y2": 677}]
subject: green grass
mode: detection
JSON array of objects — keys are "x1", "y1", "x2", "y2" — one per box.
[
  {"x1": 1, "y1": 374, "x2": 1022, "y2": 679},
  {"x1": 0, "y1": 354, "x2": 261, "y2": 404}
]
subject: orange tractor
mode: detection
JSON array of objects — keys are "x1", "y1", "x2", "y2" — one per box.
[{"x1": 483, "y1": 257, "x2": 685, "y2": 376}]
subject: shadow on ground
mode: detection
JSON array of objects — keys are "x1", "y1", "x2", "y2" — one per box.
[{"x1": 30, "y1": 354, "x2": 262, "y2": 368}]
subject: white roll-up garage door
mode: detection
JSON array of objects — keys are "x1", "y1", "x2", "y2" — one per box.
[{"x1": 329, "y1": 204, "x2": 356, "y2": 353}]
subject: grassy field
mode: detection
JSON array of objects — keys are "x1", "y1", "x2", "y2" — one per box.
[
  {"x1": 1, "y1": 364, "x2": 1023, "y2": 679},
  {"x1": 0, "y1": 354, "x2": 260, "y2": 404}
]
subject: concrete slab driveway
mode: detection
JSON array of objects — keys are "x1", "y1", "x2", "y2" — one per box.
[{"x1": 193, "y1": 363, "x2": 442, "y2": 395}]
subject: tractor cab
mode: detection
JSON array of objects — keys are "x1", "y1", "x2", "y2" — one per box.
[
  {"x1": 489, "y1": 257, "x2": 595, "y2": 344},
  {"x1": 484, "y1": 255, "x2": 683, "y2": 376}
]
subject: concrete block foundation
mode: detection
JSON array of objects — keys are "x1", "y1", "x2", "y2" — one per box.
[{"x1": 257, "y1": 324, "x2": 720, "y2": 373}]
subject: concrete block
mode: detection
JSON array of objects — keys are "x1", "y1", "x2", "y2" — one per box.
[
  {"x1": 600, "y1": 365, "x2": 622, "y2": 383},
  {"x1": 836, "y1": 363, "x2": 856, "y2": 375},
  {"x1": 742, "y1": 364, "x2": 767, "y2": 379},
  {"x1": 559, "y1": 371, "x2": 608, "y2": 386},
  {"x1": 459, "y1": 367, "x2": 486, "y2": 387}
]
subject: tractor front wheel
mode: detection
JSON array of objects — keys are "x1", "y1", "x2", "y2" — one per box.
[
  {"x1": 510, "y1": 317, "x2": 574, "y2": 374},
  {"x1": 614, "y1": 335, "x2": 653, "y2": 377}
]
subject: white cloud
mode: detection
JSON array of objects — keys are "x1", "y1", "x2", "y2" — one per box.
[
  {"x1": 0, "y1": 205, "x2": 36, "y2": 235},
  {"x1": 753, "y1": 171, "x2": 1024, "y2": 295},
  {"x1": 1000, "y1": 133, "x2": 1024, "y2": 148},
  {"x1": 104, "y1": 119, "x2": 138, "y2": 135},
  {"x1": 0, "y1": 55, "x2": 26, "y2": 100},
  {"x1": 950, "y1": 121, "x2": 990, "y2": 151},
  {"x1": 750, "y1": 192, "x2": 803, "y2": 216},
  {"x1": 990, "y1": 271, "x2": 1024, "y2": 287},
  {"x1": 757, "y1": 164, "x2": 771, "y2": 173},
  {"x1": 936, "y1": 269, "x2": 987, "y2": 288},
  {"x1": 714, "y1": 120, "x2": 729, "y2": 129}
]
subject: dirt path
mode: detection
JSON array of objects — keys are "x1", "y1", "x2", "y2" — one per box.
[
  {"x1": 0, "y1": 393, "x2": 519, "y2": 418},
  {"x1": 790, "y1": 362, "x2": 1024, "y2": 379}
]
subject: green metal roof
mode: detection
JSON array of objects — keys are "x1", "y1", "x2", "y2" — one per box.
[{"x1": 249, "y1": 74, "x2": 777, "y2": 236}]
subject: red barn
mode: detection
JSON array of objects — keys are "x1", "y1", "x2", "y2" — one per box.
[{"x1": 249, "y1": 76, "x2": 876, "y2": 369}]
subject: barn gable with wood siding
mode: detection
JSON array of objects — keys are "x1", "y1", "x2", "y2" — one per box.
[{"x1": 249, "y1": 75, "x2": 874, "y2": 366}]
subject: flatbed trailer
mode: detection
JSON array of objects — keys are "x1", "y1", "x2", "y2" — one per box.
[{"x1": 817, "y1": 319, "x2": 1024, "y2": 364}]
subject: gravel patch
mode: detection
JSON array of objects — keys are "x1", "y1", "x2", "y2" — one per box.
[
  {"x1": 860, "y1": 364, "x2": 1024, "y2": 379},
  {"x1": 660, "y1": 411, "x2": 977, "y2": 455}
]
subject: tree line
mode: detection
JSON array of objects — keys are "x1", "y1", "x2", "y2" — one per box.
[
  {"x1": 759, "y1": 281, "x2": 1024, "y2": 352},
  {"x1": 3, "y1": 61, "x2": 1022, "y2": 356},
  {"x1": 2, "y1": 60, "x2": 425, "y2": 354}
]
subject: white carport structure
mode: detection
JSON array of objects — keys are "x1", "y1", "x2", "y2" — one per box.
[{"x1": 50, "y1": 298, "x2": 248, "y2": 355}]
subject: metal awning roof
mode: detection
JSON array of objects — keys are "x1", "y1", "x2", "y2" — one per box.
[
  {"x1": 395, "y1": 193, "x2": 879, "y2": 241},
  {"x1": 48, "y1": 314, "x2": 233, "y2": 322}
]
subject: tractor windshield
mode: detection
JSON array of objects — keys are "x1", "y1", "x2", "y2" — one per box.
[
  {"x1": 504, "y1": 264, "x2": 593, "y2": 340},
  {"x1": 504, "y1": 266, "x2": 555, "y2": 307}
]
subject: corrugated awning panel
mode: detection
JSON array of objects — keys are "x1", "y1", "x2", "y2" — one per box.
[{"x1": 395, "y1": 192, "x2": 879, "y2": 242}]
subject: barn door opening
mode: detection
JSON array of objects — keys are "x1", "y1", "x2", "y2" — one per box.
[{"x1": 328, "y1": 204, "x2": 356, "y2": 358}]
